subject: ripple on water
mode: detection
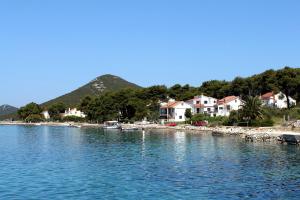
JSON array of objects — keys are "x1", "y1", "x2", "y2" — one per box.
[{"x1": 0, "y1": 126, "x2": 299, "y2": 199}]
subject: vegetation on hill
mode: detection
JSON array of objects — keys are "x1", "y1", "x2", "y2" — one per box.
[
  {"x1": 42, "y1": 74, "x2": 141, "y2": 107},
  {"x1": 79, "y1": 86, "x2": 166, "y2": 123},
  {"x1": 13, "y1": 67, "x2": 300, "y2": 126},
  {"x1": 0, "y1": 105, "x2": 18, "y2": 116},
  {"x1": 78, "y1": 67, "x2": 300, "y2": 124}
]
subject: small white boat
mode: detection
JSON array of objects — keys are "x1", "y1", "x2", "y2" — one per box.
[
  {"x1": 103, "y1": 121, "x2": 121, "y2": 129},
  {"x1": 70, "y1": 124, "x2": 82, "y2": 128},
  {"x1": 121, "y1": 127, "x2": 139, "y2": 132}
]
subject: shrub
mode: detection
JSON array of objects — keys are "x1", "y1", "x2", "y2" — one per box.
[
  {"x1": 25, "y1": 114, "x2": 44, "y2": 123},
  {"x1": 62, "y1": 116, "x2": 85, "y2": 122},
  {"x1": 191, "y1": 114, "x2": 206, "y2": 122}
]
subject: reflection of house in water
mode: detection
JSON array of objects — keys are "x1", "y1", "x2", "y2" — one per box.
[{"x1": 174, "y1": 132, "x2": 187, "y2": 162}]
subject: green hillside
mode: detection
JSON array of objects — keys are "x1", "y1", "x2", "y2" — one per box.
[
  {"x1": 42, "y1": 74, "x2": 141, "y2": 107},
  {"x1": 0, "y1": 105, "x2": 19, "y2": 121},
  {"x1": 0, "y1": 105, "x2": 18, "y2": 116}
]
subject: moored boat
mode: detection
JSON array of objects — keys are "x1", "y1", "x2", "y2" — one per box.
[
  {"x1": 103, "y1": 121, "x2": 121, "y2": 129},
  {"x1": 121, "y1": 127, "x2": 139, "y2": 132}
]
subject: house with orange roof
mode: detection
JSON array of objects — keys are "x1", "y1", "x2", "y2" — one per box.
[
  {"x1": 215, "y1": 96, "x2": 243, "y2": 116},
  {"x1": 160, "y1": 99, "x2": 193, "y2": 122},
  {"x1": 260, "y1": 91, "x2": 296, "y2": 108},
  {"x1": 186, "y1": 94, "x2": 218, "y2": 116}
]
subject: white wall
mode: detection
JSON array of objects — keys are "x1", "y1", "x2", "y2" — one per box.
[
  {"x1": 216, "y1": 98, "x2": 243, "y2": 117},
  {"x1": 274, "y1": 93, "x2": 296, "y2": 108},
  {"x1": 173, "y1": 102, "x2": 193, "y2": 122},
  {"x1": 262, "y1": 92, "x2": 297, "y2": 109},
  {"x1": 188, "y1": 95, "x2": 217, "y2": 116}
]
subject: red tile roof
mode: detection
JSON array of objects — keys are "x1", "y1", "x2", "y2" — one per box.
[
  {"x1": 261, "y1": 92, "x2": 274, "y2": 99},
  {"x1": 218, "y1": 96, "x2": 238, "y2": 105},
  {"x1": 160, "y1": 101, "x2": 180, "y2": 108}
]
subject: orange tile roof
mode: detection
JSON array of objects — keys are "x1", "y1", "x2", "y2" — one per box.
[
  {"x1": 160, "y1": 101, "x2": 180, "y2": 108},
  {"x1": 218, "y1": 96, "x2": 238, "y2": 105},
  {"x1": 261, "y1": 92, "x2": 274, "y2": 99}
]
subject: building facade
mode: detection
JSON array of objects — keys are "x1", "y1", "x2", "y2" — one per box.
[
  {"x1": 160, "y1": 99, "x2": 193, "y2": 122},
  {"x1": 186, "y1": 95, "x2": 218, "y2": 116},
  {"x1": 215, "y1": 96, "x2": 243, "y2": 117},
  {"x1": 261, "y1": 92, "x2": 296, "y2": 109},
  {"x1": 63, "y1": 108, "x2": 86, "y2": 118}
]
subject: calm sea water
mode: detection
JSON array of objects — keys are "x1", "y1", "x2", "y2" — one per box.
[{"x1": 0, "y1": 125, "x2": 299, "y2": 200}]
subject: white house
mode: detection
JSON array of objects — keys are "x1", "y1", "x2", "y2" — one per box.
[
  {"x1": 215, "y1": 96, "x2": 243, "y2": 117},
  {"x1": 261, "y1": 91, "x2": 296, "y2": 109},
  {"x1": 186, "y1": 94, "x2": 218, "y2": 116},
  {"x1": 160, "y1": 99, "x2": 193, "y2": 122},
  {"x1": 41, "y1": 111, "x2": 50, "y2": 120},
  {"x1": 63, "y1": 108, "x2": 86, "y2": 118}
]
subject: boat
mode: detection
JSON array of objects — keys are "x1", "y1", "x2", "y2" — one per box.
[
  {"x1": 121, "y1": 127, "x2": 139, "y2": 132},
  {"x1": 69, "y1": 124, "x2": 82, "y2": 128},
  {"x1": 103, "y1": 121, "x2": 121, "y2": 129}
]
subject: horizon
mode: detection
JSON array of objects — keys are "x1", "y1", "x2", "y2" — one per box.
[{"x1": 1, "y1": 0, "x2": 300, "y2": 106}]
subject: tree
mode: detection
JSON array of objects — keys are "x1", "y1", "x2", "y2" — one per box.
[
  {"x1": 240, "y1": 96, "x2": 263, "y2": 122},
  {"x1": 18, "y1": 102, "x2": 42, "y2": 121},
  {"x1": 200, "y1": 80, "x2": 231, "y2": 99},
  {"x1": 25, "y1": 114, "x2": 43, "y2": 123},
  {"x1": 225, "y1": 110, "x2": 240, "y2": 126},
  {"x1": 276, "y1": 67, "x2": 300, "y2": 109},
  {"x1": 184, "y1": 108, "x2": 192, "y2": 121},
  {"x1": 48, "y1": 102, "x2": 66, "y2": 121}
]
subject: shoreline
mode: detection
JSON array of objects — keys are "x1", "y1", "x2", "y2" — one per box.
[{"x1": 1, "y1": 121, "x2": 300, "y2": 144}]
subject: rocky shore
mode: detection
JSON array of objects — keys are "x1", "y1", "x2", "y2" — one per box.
[
  {"x1": 122, "y1": 123, "x2": 300, "y2": 144},
  {"x1": 1, "y1": 121, "x2": 300, "y2": 144}
]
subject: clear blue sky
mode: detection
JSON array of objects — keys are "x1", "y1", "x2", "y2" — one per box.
[{"x1": 0, "y1": 0, "x2": 299, "y2": 107}]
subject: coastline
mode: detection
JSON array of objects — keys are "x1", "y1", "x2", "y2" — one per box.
[{"x1": 1, "y1": 121, "x2": 300, "y2": 144}]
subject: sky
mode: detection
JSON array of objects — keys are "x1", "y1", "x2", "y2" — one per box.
[{"x1": 0, "y1": 0, "x2": 299, "y2": 107}]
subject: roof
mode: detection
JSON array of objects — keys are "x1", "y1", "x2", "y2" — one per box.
[
  {"x1": 261, "y1": 92, "x2": 274, "y2": 99},
  {"x1": 160, "y1": 101, "x2": 180, "y2": 108},
  {"x1": 218, "y1": 96, "x2": 238, "y2": 105}
]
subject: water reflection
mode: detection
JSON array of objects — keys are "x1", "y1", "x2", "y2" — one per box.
[
  {"x1": 174, "y1": 131, "x2": 187, "y2": 162},
  {"x1": 141, "y1": 130, "x2": 146, "y2": 158}
]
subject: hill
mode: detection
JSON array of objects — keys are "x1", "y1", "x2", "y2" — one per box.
[
  {"x1": 0, "y1": 105, "x2": 18, "y2": 116},
  {"x1": 42, "y1": 74, "x2": 141, "y2": 107}
]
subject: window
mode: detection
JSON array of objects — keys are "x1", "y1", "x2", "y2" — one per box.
[
  {"x1": 227, "y1": 105, "x2": 231, "y2": 110},
  {"x1": 204, "y1": 101, "x2": 208, "y2": 104},
  {"x1": 196, "y1": 101, "x2": 200, "y2": 104},
  {"x1": 207, "y1": 108, "x2": 211, "y2": 112},
  {"x1": 197, "y1": 108, "x2": 200, "y2": 113},
  {"x1": 179, "y1": 116, "x2": 182, "y2": 119},
  {"x1": 219, "y1": 107, "x2": 223, "y2": 110}
]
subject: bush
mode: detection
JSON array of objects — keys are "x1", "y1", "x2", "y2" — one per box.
[
  {"x1": 191, "y1": 114, "x2": 227, "y2": 126},
  {"x1": 25, "y1": 114, "x2": 44, "y2": 123},
  {"x1": 248, "y1": 118, "x2": 274, "y2": 127},
  {"x1": 62, "y1": 116, "x2": 85, "y2": 122},
  {"x1": 191, "y1": 114, "x2": 206, "y2": 122},
  {"x1": 259, "y1": 118, "x2": 275, "y2": 127}
]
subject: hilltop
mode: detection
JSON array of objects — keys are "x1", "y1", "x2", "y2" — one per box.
[
  {"x1": 42, "y1": 74, "x2": 141, "y2": 107},
  {"x1": 0, "y1": 105, "x2": 18, "y2": 116}
]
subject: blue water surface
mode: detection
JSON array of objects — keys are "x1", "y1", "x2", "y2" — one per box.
[{"x1": 0, "y1": 125, "x2": 299, "y2": 200}]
